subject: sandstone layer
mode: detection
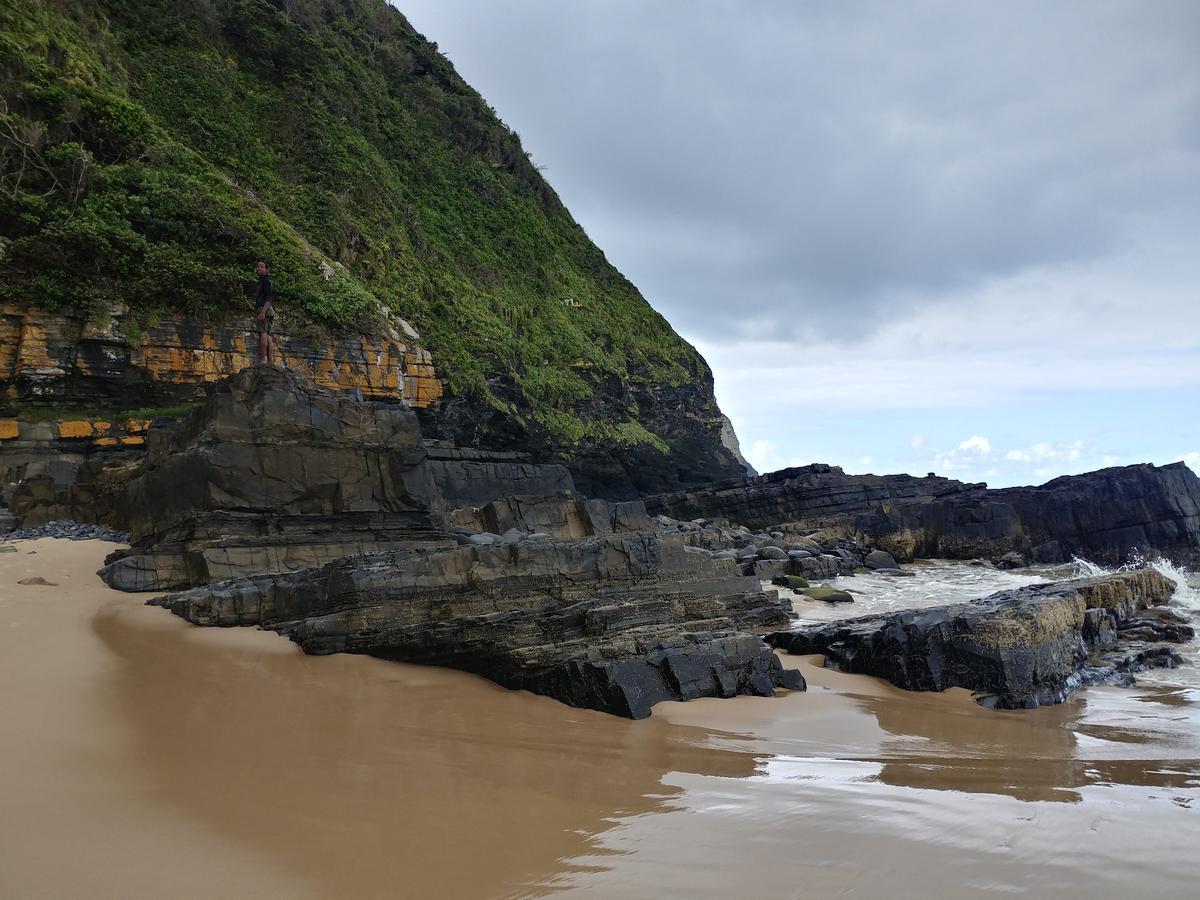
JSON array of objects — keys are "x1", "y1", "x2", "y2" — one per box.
[
  {"x1": 768, "y1": 570, "x2": 1190, "y2": 708},
  {"x1": 151, "y1": 532, "x2": 804, "y2": 719},
  {"x1": 1, "y1": 305, "x2": 442, "y2": 410}
]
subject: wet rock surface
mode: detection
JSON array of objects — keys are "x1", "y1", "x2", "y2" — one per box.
[
  {"x1": 646, "y1": 462, "x2": 1200, "y2": 568},
  {"x1": 768, "y1": 570, "x2": 1190, "y2": 708},
  {"x1": 151, "y1": 532, "x2": 804, "y2": 719}
]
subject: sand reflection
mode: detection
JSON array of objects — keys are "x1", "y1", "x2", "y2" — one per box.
[
  {"x1": 91, "y1": 594, "x2": 760, "y2": 898},
  {"x1": 5, "y1": 540, "x2": 1199, "y2": 900}
]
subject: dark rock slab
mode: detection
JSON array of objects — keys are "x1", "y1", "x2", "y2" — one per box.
[
  {"x1": 98, "y1": 366, "x2": 448, "y2": 590},
  {"x1": 768, "y1": 570, "x2": 1186, "y2": 708},
  {"x1": 646, "y1": 462, "x2": 1200, "y2": 568},
  {"x1": 150, "y1": 532, "x2": 804, "y2": 719},
  {"x1": 446, "y1": 492, "x2": 654, "y2": 540}
]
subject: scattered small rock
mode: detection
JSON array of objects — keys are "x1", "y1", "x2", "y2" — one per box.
[
  {"x1": 18, "y1": 577, "x2": 57, "y2": 586},
  {"x1": 3, "y1": 520, "x2": 130, "y2": 543}
]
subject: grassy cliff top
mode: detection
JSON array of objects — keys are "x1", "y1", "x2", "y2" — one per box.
[{"x1": 0, "y1": 0, "x2": 717, "y2": 450}]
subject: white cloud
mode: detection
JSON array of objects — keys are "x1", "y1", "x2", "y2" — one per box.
[
  {"x1": 957, "y1": 435, "x2": 992, "y2": 455},
  {"x1": 745, "y1": 439, "x2": 809, "y2": 474},
  {"x1": 407, "y1": 1, "x2": 1200, "y2": 487},
  {"x1": 745, "y1": 440, "x2": 778, "y2": 473},
  {"x1": 1005, "y1": 440, "x2": 1087, "y2": 465}
]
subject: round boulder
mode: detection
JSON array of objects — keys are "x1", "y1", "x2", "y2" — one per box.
[
  {"x1": 806, "y1": 585, "x2": 855, "y2": 604},
  {"x1": 864, "y1": 549, "x2": 899, "y2": 570}
]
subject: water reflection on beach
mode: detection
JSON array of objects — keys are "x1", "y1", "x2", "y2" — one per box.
[{"x1": 3, "y1": 540, "x2": 1198, "y2": 900}]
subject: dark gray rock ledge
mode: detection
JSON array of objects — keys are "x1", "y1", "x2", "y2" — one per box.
[
  {"x1": 150, "y1": 531, "x2": 805, "y2": 719},
  {"x1": 767, "y1": 570, "x2": 1191, "y2": 709}
]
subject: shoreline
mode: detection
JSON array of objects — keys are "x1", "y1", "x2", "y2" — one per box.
[{"x1": 3, "y1": 538, "x2": 1198, "y2": 898}]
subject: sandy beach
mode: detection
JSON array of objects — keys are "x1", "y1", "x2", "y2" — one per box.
[{"x1": 2, "y1": 538, "x2": 1198, "y2": 899}]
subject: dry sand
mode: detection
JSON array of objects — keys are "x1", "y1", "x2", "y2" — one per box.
[{"x1": 2, "y1": 539, "x2": 1198, "y2": 899}]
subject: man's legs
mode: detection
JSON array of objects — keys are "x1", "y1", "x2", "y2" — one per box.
[{"x1": 257, "y1": 330, "x2": 268, "y2": 364}]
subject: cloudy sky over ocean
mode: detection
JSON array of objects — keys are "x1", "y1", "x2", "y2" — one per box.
[{"x1": 401, "y1": 0, "x2": 1200, "y2": 485}]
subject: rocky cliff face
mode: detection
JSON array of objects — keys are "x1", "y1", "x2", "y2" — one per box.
[
  {"x1": 646, "y1": 462, "x2": 1200, "y2": 567},
  {"x1": 769, "y1": 570, "x2": 1190, "y2": 708},
  {"x1": 97, "y1": 365, "x2": 580, "y2": 591},
  {"x1": 73, "y1": 364, "x2": 804, "y2": 718},
  {"x1": 0, "y1": 0, "x2": 747, "y2": 497}
]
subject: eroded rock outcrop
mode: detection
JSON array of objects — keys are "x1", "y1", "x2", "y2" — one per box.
[
  {"x1": 151, "y1": 532, "x2": 805, "y2": 719},
  {"x1": 98, "y1": 365, "x2": 445, "y2": 590},
  {"x1": 768, "y1": 570, "x2": 1190, "y2": 708},
  {"x1": 95, "y1": 366, "x2": 667, "y2": 591},
  {"x1": 646, "y1": 463, "x2": 1200, "y2": 568}
]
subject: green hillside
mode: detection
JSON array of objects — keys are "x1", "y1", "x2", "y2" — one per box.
[{"x1": 0, "y1": 0, "x2": 718, "y2": 456}]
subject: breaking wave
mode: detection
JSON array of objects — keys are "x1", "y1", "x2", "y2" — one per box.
[{"x1": 1070, "y1": 554, "x2": 1200, "y2": 611}]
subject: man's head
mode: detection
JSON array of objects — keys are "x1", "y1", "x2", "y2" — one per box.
[{"x1": 255, "y1": 261, "x2": 268, "y2": 276}]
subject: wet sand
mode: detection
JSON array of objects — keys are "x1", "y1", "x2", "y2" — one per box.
[{"x1": 2, "y1": 540, "x2": 1198, "y2": 898}]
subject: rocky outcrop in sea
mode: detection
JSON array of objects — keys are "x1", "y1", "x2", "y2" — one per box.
[{"x1": 768, "y1": 570, "x2": 1192, "y2": 708}]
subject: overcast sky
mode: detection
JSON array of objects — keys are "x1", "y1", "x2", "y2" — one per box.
[{"x1": 399, "y1": 0, "x2": 1200, "y2": 485}]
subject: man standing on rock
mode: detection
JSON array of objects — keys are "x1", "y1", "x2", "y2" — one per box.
[{"x1": 254, "y1": 260, "x2": 276, "y2": 365}]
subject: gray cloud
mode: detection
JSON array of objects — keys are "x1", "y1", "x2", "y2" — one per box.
[{"x1": 398, "y1": 0, "x2": 1200, "y2": 345}]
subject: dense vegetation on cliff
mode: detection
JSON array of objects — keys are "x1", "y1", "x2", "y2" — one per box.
[{"x1": 0, "y1": 0, "x2": 721, "y2": 457}]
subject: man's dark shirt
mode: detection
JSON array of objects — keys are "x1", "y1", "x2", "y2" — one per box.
[{"x1": 255, "y1": 274, "x2": 273, "y2": 313}]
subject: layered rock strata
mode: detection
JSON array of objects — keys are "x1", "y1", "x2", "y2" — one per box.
[
  {"x1": 1, "y1": 305, "x2": 442, "y2": 410},
  {"x1": 768, "y1": 570, "x2": 1190, "y2": 708},
  {"x1": 95, "y1": 367, "x2": 447, "y2": 590},
  {"x1": 151, "y1": 532, "x2": 805, "y2": 719},
  {"x1": 447, "y1": 493, "x2": 654, "y2": 540},
  {"x1": 95, "y1": 366, "x2": 649, "y2": 591},
  {"x1": 646, "y1": 463, "x2": 1200, "y2": 567},
  {"x1": 2, "y1": 306, "x2": 749, "y2": 500}
]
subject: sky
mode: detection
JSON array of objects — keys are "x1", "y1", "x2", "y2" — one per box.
[{"x1": 398, "y1": 0, "x2": 1200, "y2": 486}]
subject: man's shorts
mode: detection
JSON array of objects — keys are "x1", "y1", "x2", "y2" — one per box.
[{"x1": 256, "y1": 315, "x2": 273, "y2": 335}]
